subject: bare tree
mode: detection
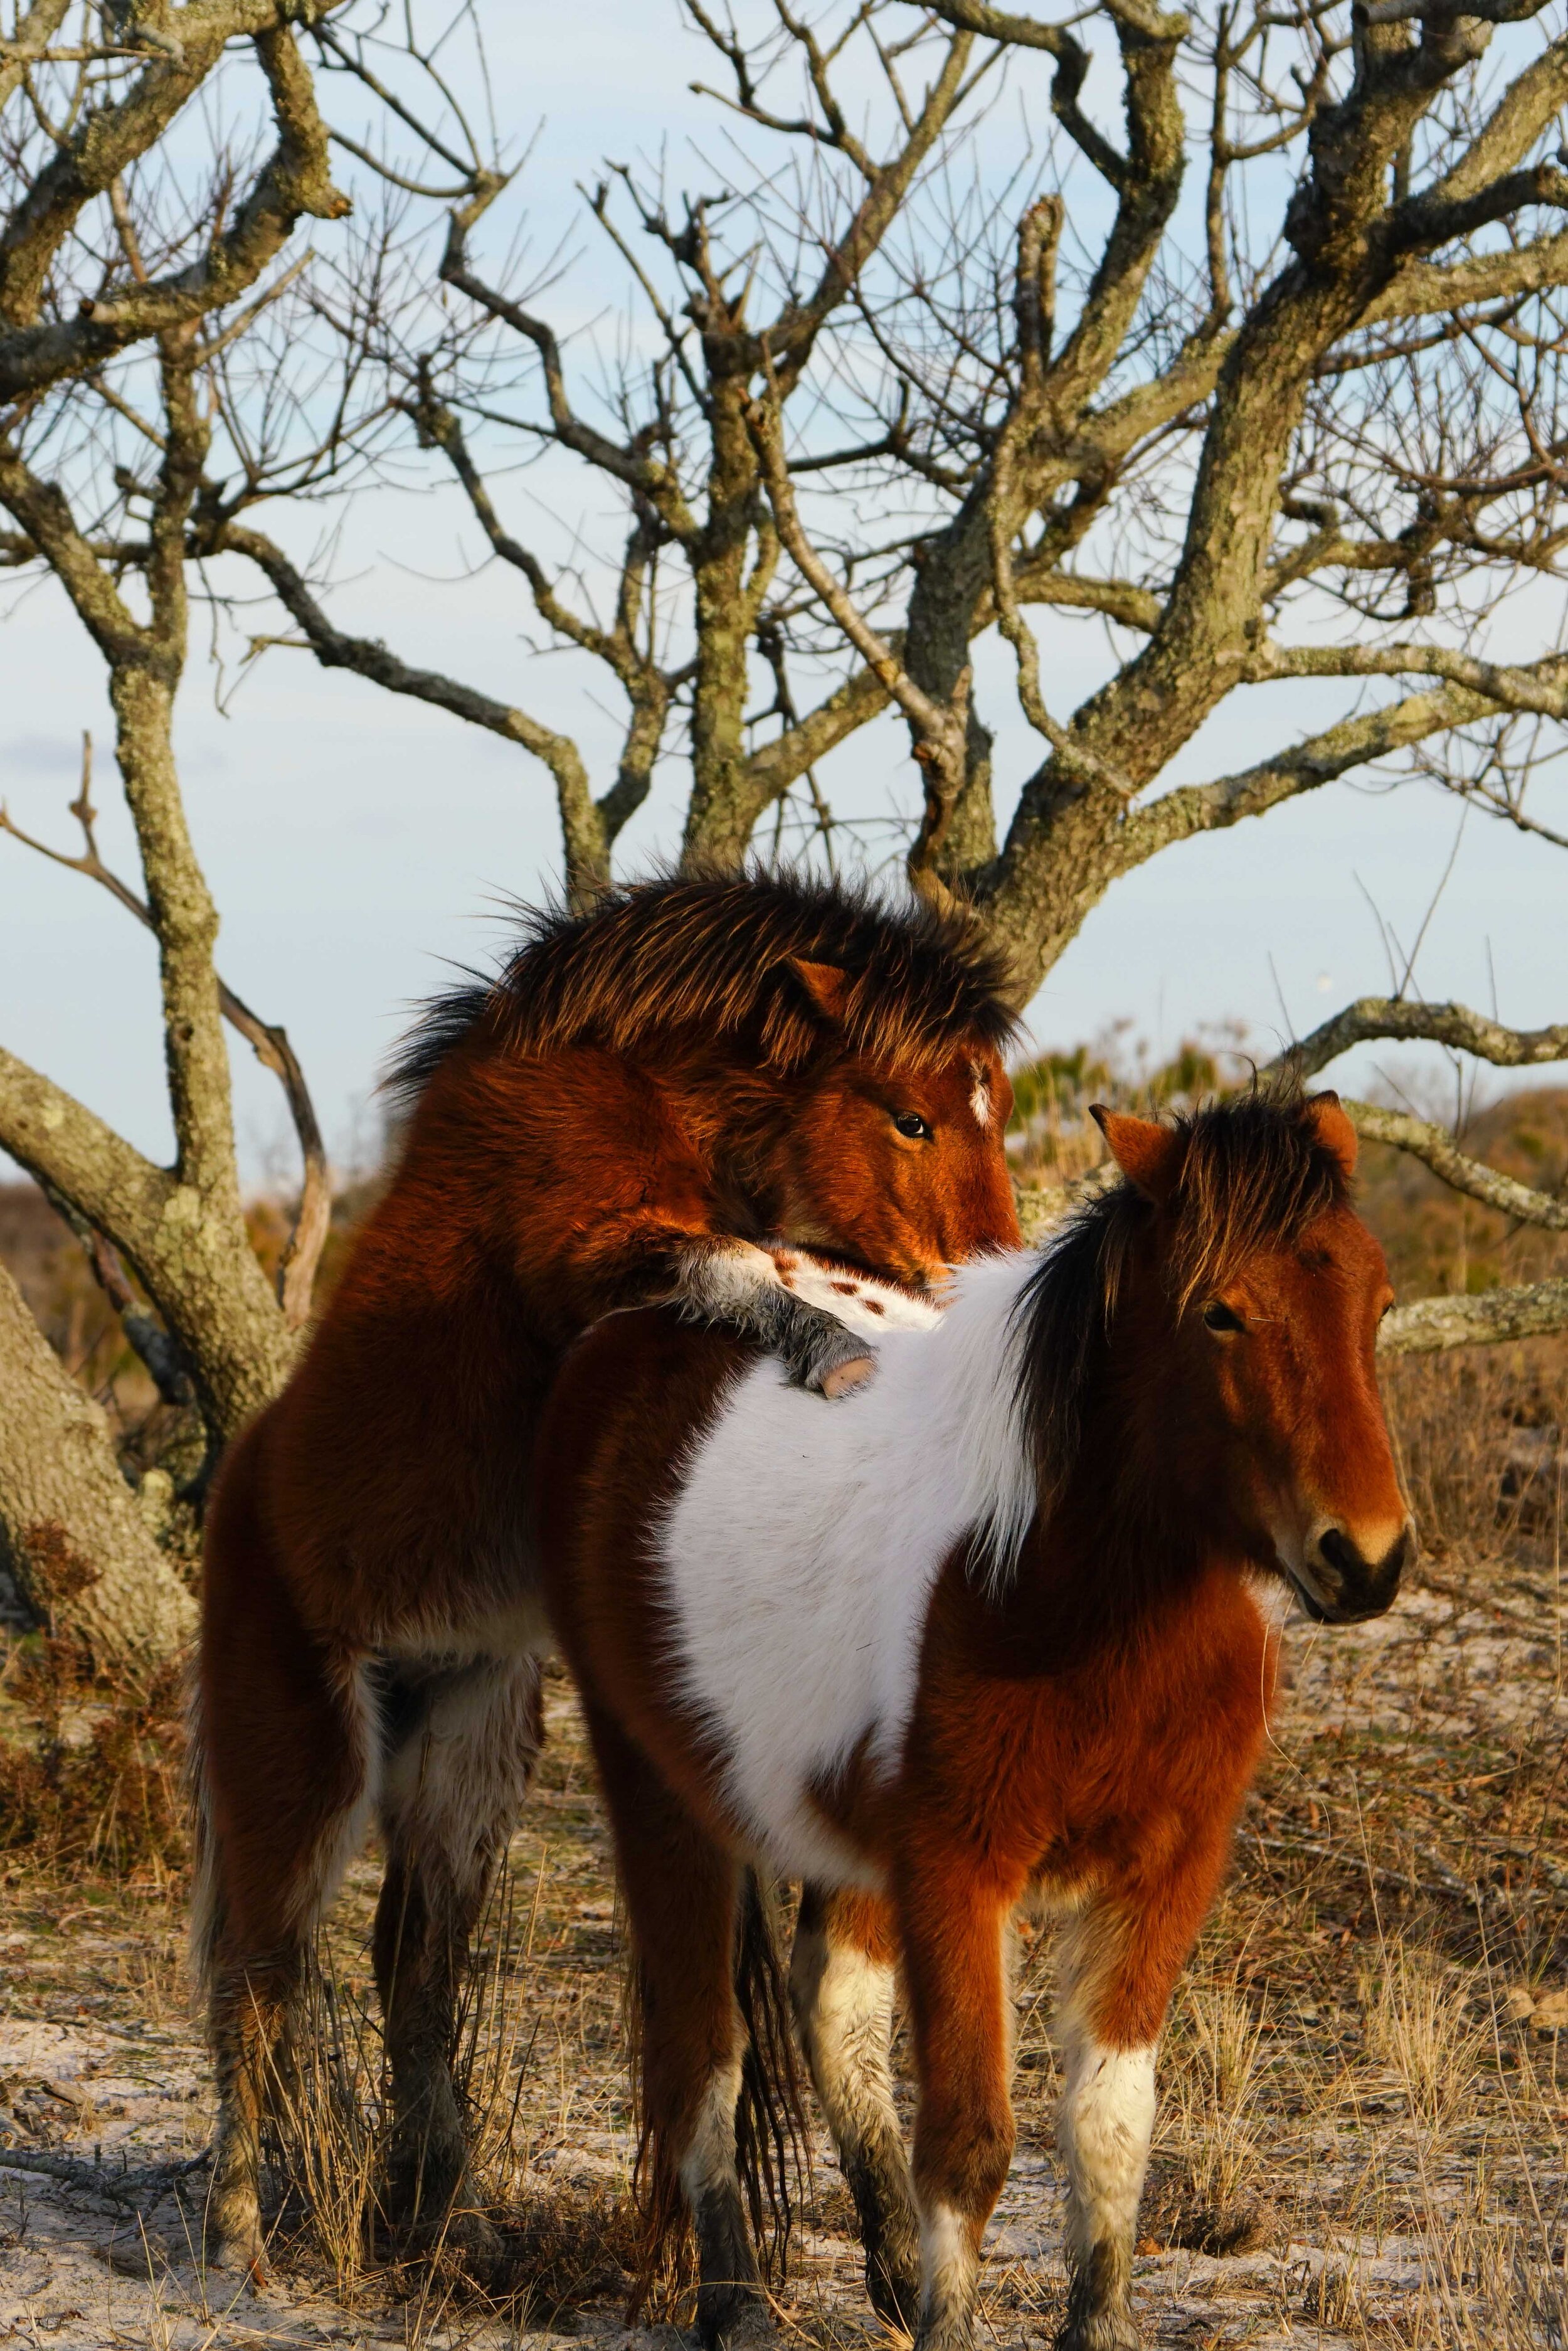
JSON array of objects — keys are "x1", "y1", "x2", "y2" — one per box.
[
  {"x1": 3, "y1": 0, "x2": 1567, "y2": 1658},
  {"x1": 0, "y1": 0, "x2": 361, "y2": 1653},
  {"x1": 210, "y1": 1, "x2": 1568, "y2": 1345}
]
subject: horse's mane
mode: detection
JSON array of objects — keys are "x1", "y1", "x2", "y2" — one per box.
[
  {"x1": 386, "y1": 869, "x2": 1019, "y2": 1103},
  {"x1": 1010, "y1": 1075, "x2": 1352, "y2": 1529}
]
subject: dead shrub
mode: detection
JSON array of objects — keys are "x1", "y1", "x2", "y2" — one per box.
[
  {"x1": 1383, "y1": 1342, "x2": 1567, "y2": 1566},
  {"x1": 1145, "y1": 1977, "x2": 1278, "y2": 2254},
  {"x1": 255, "y1": 1861, "x2": 642, "y2": 2323},
  {"x1": 0, "y1": 1618, "x2": 187, "y2": 1882}
]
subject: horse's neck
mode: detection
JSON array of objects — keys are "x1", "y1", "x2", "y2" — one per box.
[{"x1": 959, "y1": 1504, "x2": 1278, "y2": 1730}]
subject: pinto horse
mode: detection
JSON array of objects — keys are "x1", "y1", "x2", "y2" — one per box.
[
  {"x1": 536, "y1": 1085, "x2": 1413, "y2": 2351},
  {"x1": 194, "y1": 871, "x2": 1020, "y2": 2271}
]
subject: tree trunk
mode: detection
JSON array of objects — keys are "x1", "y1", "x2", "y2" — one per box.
[{"x1": 0, "y1": 1261, "x2": 196, "y2": 1667}]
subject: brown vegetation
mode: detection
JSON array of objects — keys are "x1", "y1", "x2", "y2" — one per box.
[{"x1": 0, "y1": 1086, "x2": 1560, "y2": 2345}]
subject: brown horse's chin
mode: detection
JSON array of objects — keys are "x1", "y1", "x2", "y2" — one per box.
[{"x1": 1281, "y1": 1563, "x2": 1401, "y2": 1627}]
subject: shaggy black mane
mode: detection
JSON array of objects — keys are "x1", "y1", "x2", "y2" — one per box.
[
  {"x1": 386, "y1": 869, "x2": 1019, "y2": 1103},
  {"x1": 1012, "y1": 1076, "x2": 1353, "y2": 1517}
]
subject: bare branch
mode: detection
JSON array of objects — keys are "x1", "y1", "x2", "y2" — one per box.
[
  {"x1": 740, "y1": 659, "x2": 896, "y2": 812},
  {"x1": 1345, "y1": 1100, "x2": 1568, "y2": 1230},
  {"x1": 0, "y1": 1044, "x2": 172, "y2": 1276},
  {"x1": 764, "y1": 24, "x2": 975, "y2": 383},
  {"x1": 0, "y1": 0, "x2": 68, "y2": 111},
  {"x1": 1255, "y1": 637, "x2": 1568, "y2": 721},
  {"x1": 1288, "y1": 996, "x2": 1568, "y2": 1076},
  {"x1": 1380, "y1": 1278, "x2": 1568, "y2": 1354},
  {"x1": 1126, "y1": 662, "x2": 1568, "y2": 857},
  {"x1": 37, "y1": 1181, "x2": 194, "y2": 1408},
  {"x1": 747, "y1": 384, "x2": 969, "y2": 896},
  {"x1": 0, "y1": 14, "x2": 349, "y2": 403},
  {"x1": 0, "y1": 735, "x2": 329, "y2": 1324},
  {"x1": 438, "y1": 178, "x2": 697, "y2": 543},
  {"x1": 1371, "y1": 228, "x2": 1568, "y2": 319},
  {"x1": 210, "y1": 517, "x2": 610, "y2": 906}
]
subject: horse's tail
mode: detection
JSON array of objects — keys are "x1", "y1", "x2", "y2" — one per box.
[
  {"x1": 628, "y1": 1867, "x2": 812, "y2": 2318},
  {"x1": 733, "y1": 1867, "x2": 812, "y2": 2283}
]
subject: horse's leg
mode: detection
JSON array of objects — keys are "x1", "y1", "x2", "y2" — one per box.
[
  {"x1": 790, "y1": 1884, "x2": 919, "y2": 2326},
  {"x1": 675, "y1": 1238, "x2": 874, "y2": 1396},
  {"x1": 1047, "y1": 1899, "x2": 1161, "y2": 2351},
  {"x1": 196, "y1": 1455, "x2": 375, "y2": 2274},
  {"x1": 1051, "y1": 1840, "x2": 1232, "y2": 2351},
  {"x1": 897, "y1": 1869, "x2": 1015, "y2": 2351},
  {"x1": 372, "y1": 1650, "x2": 542, "y2": 2251},
  {"x1": 581, "y1": 1699, "x2": 766, "y2": 2349}
]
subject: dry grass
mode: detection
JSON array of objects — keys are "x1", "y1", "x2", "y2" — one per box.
[{"x1": 0, "y1": 1098, "x2": 1564, "y2": 2343}]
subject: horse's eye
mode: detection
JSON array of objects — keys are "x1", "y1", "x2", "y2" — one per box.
[
  {"x1": 1202, "y1": 1300, "x2": 1245, "y2": 1334},
  {"x1": 893, "y1": 1111, "x2": 932, "y2": 1142}
]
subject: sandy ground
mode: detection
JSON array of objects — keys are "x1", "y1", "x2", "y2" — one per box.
[{"x1": 0, "y1": 1552, "x2": 1562, "y2": 2350}]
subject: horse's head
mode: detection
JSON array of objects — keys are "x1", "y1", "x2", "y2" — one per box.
[
  {"x1": 1096, "y1": 1090, "x2": 1412, "y2": 1623},
  {"x1": 762, "y1": 958, "x2": 1020, "y2": 1285}
]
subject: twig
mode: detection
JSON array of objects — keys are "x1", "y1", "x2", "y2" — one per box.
[{"x1": 0, "y1": 735, "x2": 330, "y2": 1324}]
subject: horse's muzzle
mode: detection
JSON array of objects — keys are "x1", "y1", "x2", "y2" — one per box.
[{"x1": 1291, "y1": 1519, "x2": 1414, "y2": 1624}]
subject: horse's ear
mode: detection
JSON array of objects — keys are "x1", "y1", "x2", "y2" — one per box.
[
  {"x1": 788, "y1": 958, "x2": 852, "y2": 1023},
  {"x1": 1090, "y1": 1105, "x2": 1183, "y2": 1204},
  {"x1": 1308, "y1": 1090, "x2": 1359, "y2": 1179}
]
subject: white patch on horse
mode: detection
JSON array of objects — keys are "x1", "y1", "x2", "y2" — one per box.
[
  {"x1": 773, "y1": 1253, "x2": 944, "y2": 1336},
  {"x1": 1057, "y1": 2032, "x2": 1157, "y2": 2275},
  {"x1": 678, "y1": 2047, "x2": 744, "y2": 2202},
  {"x1": 678, "y1": 1237, "x2": 793, "y2": 1319},
  {"x1": 290, "y1": 1658, "x2": 378, "y2": 1934},
  {"x1": 792, "y1": 1915, "x2": 901, "y2": 2158},
  {"x1": 378, "y1": 1654, "x2": 542, "y2": 1912},
  {"x1": 919, "y1": 2200, "x2": 977, "y2": 2336},
  {"x1": 970, "y1": 1075, "x2": 992, "y2": 1130},
  {"x1": 654, "y1": 1251, "x2": 1037, "y2": 1882}
]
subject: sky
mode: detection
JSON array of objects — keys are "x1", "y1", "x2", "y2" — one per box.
[{"x1": 2, "y1": 3, "x2": 1565, "y2": 1192}]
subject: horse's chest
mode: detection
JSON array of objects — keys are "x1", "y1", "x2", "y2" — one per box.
[{"x1": 931, "y1": 1627, "x2": 1268, "y2": 1891}]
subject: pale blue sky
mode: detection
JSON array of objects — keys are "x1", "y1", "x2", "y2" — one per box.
[{"x1": 3, "y1": 3, "x2": 1564, "y2": 1189}]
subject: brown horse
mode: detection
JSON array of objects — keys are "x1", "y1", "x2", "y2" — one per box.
[
  {"x1": 194, "y1": 871, "x2": 1020, "y2": 2271},
  {"x1": 536, "y1": 1083, "x2": 1413, "y2": 2351}
]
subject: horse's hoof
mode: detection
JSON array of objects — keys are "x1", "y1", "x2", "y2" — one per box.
[
  {"x1": 383, "y1": 2130, "x2": 484, "y2": 2243},
  {"x1": 867, "y1": 2261, "x2": 921, "y2": 2332},
  {"x1": 911, "y1": 2317, "x2": 972, "y2": 2351},
  {"x1": 201, "y1": 2223, "x2": 267, "y2": 2285},
  {"x1": 448, "y1": 2204, "x2": 503, "y2": 2254},
  {"x1": 820, "y1": 1354, "x2": 876, "y2": 1399},
  {"x1": 406, "y1": 2188, "x2": 504, "y2": 2273},
  {"x1": 201, "y1": 2184, "x2": 267, "y2": 2283},
  {"x1": 1052, "y1": 2313, "x2": 1141, "y2": 2351},
  {"x1": 697, "y1": 2281, "x2": 773, "y2": 2348}
]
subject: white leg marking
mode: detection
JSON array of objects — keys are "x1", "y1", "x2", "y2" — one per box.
[
  {"x1": 919, "y1": 2199, "x2": 977, "y2": 2325},
  {"x1": 379, "y1": 1654, "x2": 540, "y2": 1906},
  {"x1": 1057, "y1": 2033, "x2": 1157, "y2": 2273},
  {"x1": 678, "y1": 1239, "x2": 790, "y2": 1320},
  {"x1": 678, "y1": 2049, "x2": 745, "y2": 2206},
  {"x1": 793, "y1": 1923, "x2": 899, "y2": 2152},
  {"x1": 290, "y1": 1659, "x2": 378, "y2": 1934}
]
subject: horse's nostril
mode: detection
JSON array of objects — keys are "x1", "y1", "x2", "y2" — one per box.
[
  {"x1": 1314, "y1": 1525, "x2": 1360, "y2": 1586},
  {"x1": 1312, "y1": 1519, "x2": 1413, "y2": 1598}
]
